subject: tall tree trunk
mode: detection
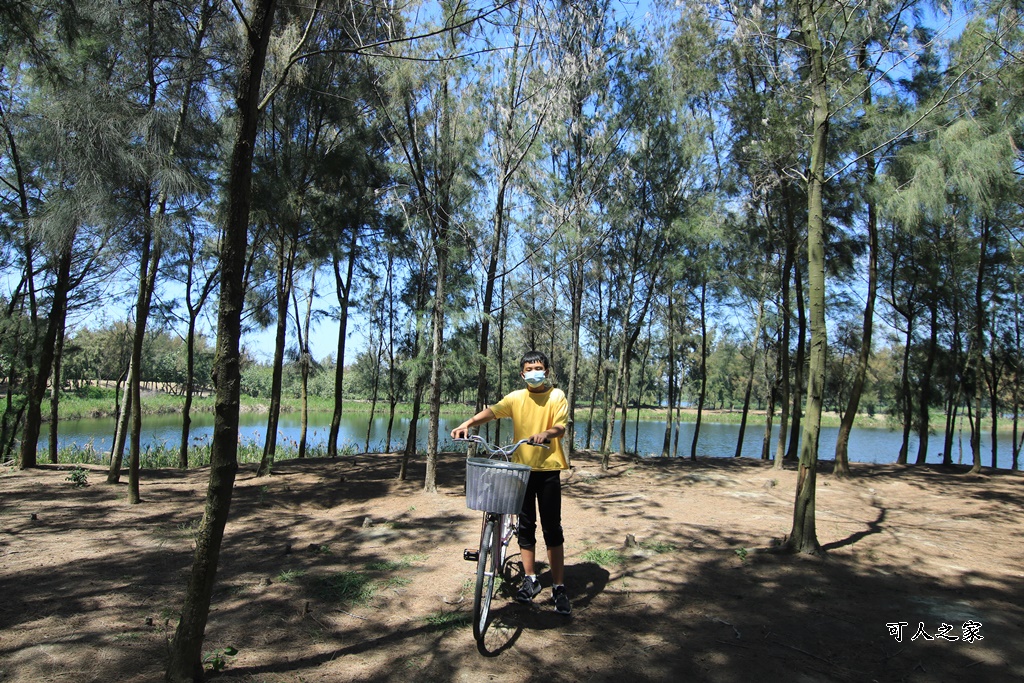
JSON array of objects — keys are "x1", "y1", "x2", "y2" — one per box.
[
  {"x1": 690, "y1": 279, "x2": 707, "y2": 461},
  {"x1": 20, "y1": 231, "x2": 76, "y2": 470},
  {"x1": 787, "y1": 0, "x2": 828, "y2": 555},
  {"x1": 329, "y1": 228, "x2": 358, "y2": 458},
  {"x1": 970, "y1": 219, "x2": 990, "y2": 474},
  {"x1": 179, "y1": 313, "x2": 199, "y2": 469},
  {"x1": 293, "y1": 271, "x2": 315, "y2": 460},
  {"x1": 915, "y1": 302, "x2": 939, "y2": 465},
  {"x1": 774, "y1": 237, "x2": 794, "y2": 469},
  {"x1": 48, "y1": 307, "x2": 68, "y2": 463},
  {"x1": 896, "y1": 316, "x2": 913, "y2": 464},
  {"x1": 735, "y1": 299, "x2": 765, "y2": 458},
  {"x1": 165, "y1": 0, "x2": 276, "y2": 677},
  {"x1": 257, "y1": 236, "x2": 296, "y2": 476},
  {"x1": 662, "y1": 293, "x2": 676, "y2": 457},
  {"x1": 786, "y1": 258, "x2": 807, "y2": 460},
  {"x1": 425, "y1": 241, "x2": 448, "y2": 493},
  {"x1": 108, "y1": 361, "x2": 132, "y2": 482},
  {"x1": 834, "y1": 160, "x2": 878, "y2": 476},
  {"x1": 128, "y1": 218, "x2": 162, "y2": 504}
]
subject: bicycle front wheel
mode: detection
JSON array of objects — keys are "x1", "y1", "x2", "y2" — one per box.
[{"x1": 473, "y1": 518, "x2": 496, "y2": 642}]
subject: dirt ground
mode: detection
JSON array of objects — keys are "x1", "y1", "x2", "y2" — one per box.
[{"x1": 2, "y1": 450, "x2": 1023, "y2": 683}]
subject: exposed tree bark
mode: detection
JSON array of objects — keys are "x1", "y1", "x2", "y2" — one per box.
[
  {"x1": 179, "y1": 266, "x2": 218, "y2": 469},
  {"x1": 662, "y1": 292, "x2": 676, "y2": 457},
  {"x1": 108, "y1": 360, "x2": 132, "y2": 483},
  {"x1": 256, "y1": 233, "x2": 297, "y2": 476},
  {"x1": 786, "y1": 0, "x2": 829, "y2": 555},
  {"x1": 834, "y1": 122, "x2": 879, "y2": 477},
  {"x1": 969, "y1": 218, "x2": 990, "y2": 474},
  {"x1": 786, "y1": 256, "x2": 807, "y2": 461},
  {"x1": 690, "y1": 278, "x2": 707, "y2": 461},
  {"x1": 164, "y1": 0, "x2": 277, "y2": 677},
  {"x1": 47, "y1": 306, "x2": 68, "y2": 463},
  {"x1": 915, "y1": 300, "x2": 938, "y2": 465},
  {"x1": 328, "y1": 227, "x2": 358, "y2": 458},
  {"x1": 735, "y1": 298, "x2": 765, "y2": 458},
  {"x1": 20, "y1": 230, "x2": 76, "y2": 470},
  {"x1": 774, "y1": 233, "x2": 794, "y2": 469}
]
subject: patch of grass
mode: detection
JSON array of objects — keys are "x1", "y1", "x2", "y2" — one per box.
[
  {"x1": 735, "y1": 547, "x2": 749, "y2": 562},
  {"x1": 640, "y1": 540, "x2": 678, "y2": 554},
  {"x1": 580, "y1": 547, "x2": 626, "y2": 567},
  {"x1": 308, "y1": 571, "x2": 377, "y2": 605},
  {"x1": 113, "y1": 631, "x2": 143, "y2": 642},
  {"x1": 178, "y1": 518, "x2": 201, "y2": 541},
  {"x1": 364, "y1": 554, "x2": 427, "y2": 572},
  {"x1": 424, "y1": 610, "x2": 470, "y2": 631},
  {"x1": 276, "y1": 569, "x2": 306, "y2": 583},
  {"x1": 379, "y1": 577, "x2": 412, "y2": 590}
]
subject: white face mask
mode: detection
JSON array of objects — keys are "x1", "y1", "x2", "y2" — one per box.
[{"x1": 523, "y1": 370, "x2": 546, "y2": 387}]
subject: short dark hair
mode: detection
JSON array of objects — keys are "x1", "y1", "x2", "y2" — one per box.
[{"x1": 520, "y1": 350, "x2": 549, "y2": 370}]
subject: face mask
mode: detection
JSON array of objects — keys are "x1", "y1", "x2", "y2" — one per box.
[{"x1": 523, "y1": 370, "x2": 546, "y2": 387}]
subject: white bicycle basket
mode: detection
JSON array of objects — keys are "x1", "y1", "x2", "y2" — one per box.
[{"x1": 465, "y1": 457, "x2": 531, "y2": 513}]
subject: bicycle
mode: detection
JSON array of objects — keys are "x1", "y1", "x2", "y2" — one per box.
[{"x1": 455, "y1": 435, "x2": 546, "y2": 644}]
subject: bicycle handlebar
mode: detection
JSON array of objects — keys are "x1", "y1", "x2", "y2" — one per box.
[{"x1": 453, "y1": 435, "x2": 549, "y2": 460}]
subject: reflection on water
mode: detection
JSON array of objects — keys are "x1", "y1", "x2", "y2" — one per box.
[{"x1": 39, "y1": 410, "x2": 1021, "y2": 469}]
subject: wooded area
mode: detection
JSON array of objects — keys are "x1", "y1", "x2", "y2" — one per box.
[{"x1": 1, "y1": 0, "x2": 1022, "y2": 677}]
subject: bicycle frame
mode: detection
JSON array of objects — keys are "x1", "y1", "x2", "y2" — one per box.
[{"x1": 454, "y1": 435, "x2": 546, "y2": 645}]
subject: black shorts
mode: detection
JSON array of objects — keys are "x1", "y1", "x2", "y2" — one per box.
[{"x1": 517, "y1": 469, "x2": 564, "y2": 549}]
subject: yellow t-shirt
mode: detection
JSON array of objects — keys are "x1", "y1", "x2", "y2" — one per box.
[{"x1": 489, "y1": 387, "x2": 569, "y2": 471}]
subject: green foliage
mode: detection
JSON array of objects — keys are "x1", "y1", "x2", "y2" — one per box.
[
  {"x1": 202, "y1": 646, "x2": 238, "y2": 672},
  {"x1": 275, "y1": 569, "x2": 306, "y2": 583},
  {"x1": 580, "y1": 548, "x2": 625, "y2": 567},
  {"x1": 424, "y1": 610, "x2": 470, "y2": 631},
  {"x1": 308, "y1": 571, "x2": 377, "y2": 605},
  {"x1": 65, "y1": 466, "x2": 89, "y2": 488}
]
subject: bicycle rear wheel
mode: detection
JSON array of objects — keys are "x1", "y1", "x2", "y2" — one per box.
[{"x1": 473, "y1": 519, "x2": 496, "y2": 642}]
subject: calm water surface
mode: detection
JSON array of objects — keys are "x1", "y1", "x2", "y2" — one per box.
[{"x1": 39, "y1": 411, "x2": 1021, "y2": 469}]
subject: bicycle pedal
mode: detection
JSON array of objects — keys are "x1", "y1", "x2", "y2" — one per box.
[{"x1": 463, "y1": 549, "x2": 479, "y2": 562}]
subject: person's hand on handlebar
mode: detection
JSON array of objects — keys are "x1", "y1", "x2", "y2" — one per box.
[
  {"x1": 528, "y1": 432, "x2": 552, "y2": 445},
  {"x1": 451, "y1": 425, "x2": 470, "y2": 440}
]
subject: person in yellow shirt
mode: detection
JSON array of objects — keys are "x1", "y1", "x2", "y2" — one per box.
[{"x1": 450, "y1": 350, "x2": 571, "y2": 615}]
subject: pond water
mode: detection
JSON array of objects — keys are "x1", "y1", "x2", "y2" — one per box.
[{"x1": 38, "y1": 410, "x2": 1022, "y2": 469}]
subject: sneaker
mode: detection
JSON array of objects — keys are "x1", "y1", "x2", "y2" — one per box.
[
  {"x1": 552, "y1": 584, "x2": 572, "y2": 615},
  {"x1": 515, "y1": 575, "x2": 542, "y2": 604}
]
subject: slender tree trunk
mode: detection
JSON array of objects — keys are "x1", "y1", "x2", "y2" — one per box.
[
  {"x1": 257, "y1": 236, "x2": 296, "y2": 476},
  {"x1": 365, "y1": 329, "x2": 384, "y2": 453},
  {"x1": 108, "y1": 361, "x2": 132, "y2": 482},
  {"x1": 328, "y1": 229, "x2": 358, "y2": 458},
  {"x1": 20, "y1": 232, "x2": 75, "y2": 470},
  {"x1": 774, "y1": 238, "x2": 794, "y2": 469},
  {"x1": 969, "y1": 219, "x2": 990, "y2": 474},
  {"x1": 425, "y1": 243, "x2": 448, "y2": 493},
  {"x1": 834, "y1": 141, "x2": 878, "y2": 477},
  {"x1": 787, "y1": 0, "x2": 828, "y2": 555},
  {"x1": 165, "y1": 0, "x2": 276, "y2": 677},
  {"x1": 48, "y1": 308, "x2": 67, "y2": 463},
  {"x1": 736, "y1": 299, "x2": 765, "y2": 458},
  {"x1": 179, "y1": 313, "x2": 199, "y2": 469},
  {"x1": 128, "y1": 218, "x2": 163, "y2": 504},
  {"x1": 690, "y1": 279, "x2": 707, "y2": 461},
  {"x1": 663, "y1": 293, "x2": 676, "y2": 457},
  {"x1": 762, "y1": 384, "x2": 776, "y2": 461},
  {"x1": 916, "y1": 302, "x2": 939, "y2": 465},
  {"x1": 896, "y1": 317, "x2": 913, "y2": 464},
  {"x1": 786, "y1": 259, "x2": 807, "y2": 461},
  {"x1": 293, "y1": 272, "x2": 315, "y2": 460}
]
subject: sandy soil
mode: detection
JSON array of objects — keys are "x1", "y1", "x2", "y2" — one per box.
[{"x1": 1, "y1": 451, "x2": 1023, "y2": 683}]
